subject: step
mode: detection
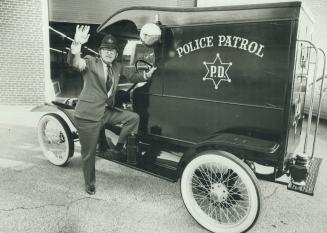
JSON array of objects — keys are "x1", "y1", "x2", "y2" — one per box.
[{"x1": 287, "y1": 157, "x2": 322, "y2": 196}]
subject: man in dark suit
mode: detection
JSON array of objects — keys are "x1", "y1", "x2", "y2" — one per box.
[{"x1": 68, "y1": 25, "x2": 157, "y2": 195}]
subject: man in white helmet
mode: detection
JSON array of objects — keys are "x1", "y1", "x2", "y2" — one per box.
[
  {"x1": 140, "y1": 23, "x2": 162, "y2": 46},
  {"x1": 68, "y1": 25, "x2": 157, "y2": 195}
]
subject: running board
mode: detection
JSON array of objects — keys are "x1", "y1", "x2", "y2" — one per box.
[
  {"x1": 287, "y1": 157, "x2": 322, "y2": 196},
  {"x1": 97, "y1": 151, "x2": 179, "y2": 182}
]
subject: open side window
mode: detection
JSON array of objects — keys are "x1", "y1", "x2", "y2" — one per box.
[{"x1": 120, "y1": 40, "x2": 156, "y2": 85}]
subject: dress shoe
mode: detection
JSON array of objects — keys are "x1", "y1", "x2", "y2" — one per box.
[{"x1": 85, "y1": 185, "x2": 96, "y2": 195}]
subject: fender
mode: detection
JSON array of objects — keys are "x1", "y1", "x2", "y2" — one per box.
[
  {"x1": 177, "y1": 133, "x2": 280, "y2": 178},
  {"x1": 32, "y1": 102, "x2": 77, "y2": 133}
]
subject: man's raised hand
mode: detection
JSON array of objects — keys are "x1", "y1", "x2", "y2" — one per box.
[{"x1": 74, "y1": 25, "x2": 90, "y2": 45}]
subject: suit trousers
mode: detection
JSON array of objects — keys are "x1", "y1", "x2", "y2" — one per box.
[{"x1": 74, "y1": 107, "x2": 140, "y2": 187}]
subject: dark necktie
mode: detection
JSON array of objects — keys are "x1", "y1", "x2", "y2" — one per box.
[{"x1": 106, "y1": 65, "x2": 114, "y2": 94}]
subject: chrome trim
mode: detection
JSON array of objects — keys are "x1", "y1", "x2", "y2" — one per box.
[
  {"x1": 311, "y1": 48, "x2": 326, "y2": 158},
  {"x1": 49, "y1": 26, "x2": 99, "y2": 55},
  {"x1": 297, "y1": 40, "x2": 319, "y2": 156},
  {"x1": 149, "y1": 94, "x2": 284, "y2": 111}
]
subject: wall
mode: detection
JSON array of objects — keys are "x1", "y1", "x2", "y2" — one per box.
[
  {"x1": 49, "y1": 0, "x2": 195, "y2": 24},
  {"x1": 196, "y1": 0, "x2": 327, "y2": 52},
  {"x1": 308, "y1": 0, "x2": 327, "y2": 54},
  {"x1": 0, "y1": 0, "x2": 46, "y2": 106}
]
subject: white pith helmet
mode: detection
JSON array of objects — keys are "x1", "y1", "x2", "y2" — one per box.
[{"x1": 140, "y1": 23, "x2": 161, "y2": 46}]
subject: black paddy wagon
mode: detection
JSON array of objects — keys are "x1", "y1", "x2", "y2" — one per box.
[{"x1": 35, "y1": 2, "x2": 325, "y2": 232}]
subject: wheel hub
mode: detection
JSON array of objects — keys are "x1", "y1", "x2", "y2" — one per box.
[
  {"x1": 210, "y1": 183, "x2": 229, "y2": 203},
  {"x1": 45, "y1": 129, "x2": 64, "y2": 144}
]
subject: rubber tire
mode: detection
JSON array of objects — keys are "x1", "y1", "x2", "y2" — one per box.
[
  {"x1": 181, "y1": 150, "x2": 261, "y2": 233},
  {"x1": 37, "y1": 113, "x2": 74, "y2": 166}
]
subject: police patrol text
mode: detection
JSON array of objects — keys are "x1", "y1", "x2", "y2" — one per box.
[{"x1": 176, "y1": 35, "x2": 264, "y2": 58}]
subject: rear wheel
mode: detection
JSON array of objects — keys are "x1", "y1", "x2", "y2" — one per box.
[
  {"x1": 37, "y1": 114, "x2": 74, "y2": 166},
  {"x1": 181, "y1": 150, "x2": 261, "y2": 233}
]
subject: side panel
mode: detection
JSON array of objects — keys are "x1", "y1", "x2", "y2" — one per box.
[
  {"x1": 163, "y1": 22, "x2": 292, "y2": 108},
  {"x1": 135, "y1": 21, "x2": 294, "y2": 153}
]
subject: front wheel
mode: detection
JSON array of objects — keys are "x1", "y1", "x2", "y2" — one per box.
[
  {"x1": 37, "y1": 113, "x2": 74, "y2": 166},
  {"x1": 181, "y1": 150, "x2": 261, "y2": 233}
]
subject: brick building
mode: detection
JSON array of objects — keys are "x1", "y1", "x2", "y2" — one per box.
[
  {"x1": 0, "y1": 0, "x2": 326, "y2": 106},
  {"x1": 0, "y1": 0, "x2": 47, "y2": 105}
]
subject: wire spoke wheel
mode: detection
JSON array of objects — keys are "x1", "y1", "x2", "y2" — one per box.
[
  {"x1": 37, "y1": 114, "x2": 73, "y2": 166},
  {"x1": 181, "y1": 151, "x2": 261, "y2": 233}
]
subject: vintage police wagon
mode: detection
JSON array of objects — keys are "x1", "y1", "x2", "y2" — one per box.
[{"x1": 36, "y1": 2, "x2": 325, "y2": 233}]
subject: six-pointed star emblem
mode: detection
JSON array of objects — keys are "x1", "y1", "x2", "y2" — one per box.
[{"x1": 203, "y1": 53, "x2": 232, "y2": 89}]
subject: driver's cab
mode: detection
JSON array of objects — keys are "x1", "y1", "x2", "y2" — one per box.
[
  {"x1": 110, "y1": 21, "x2": 165, "y2": 137},
  {"x1": 113, "y1": 38, "x2": 158, "y2": 111}
]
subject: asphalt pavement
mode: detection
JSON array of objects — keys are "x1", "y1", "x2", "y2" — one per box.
[{"x1": 0, "y1": 105, "x2": 326, "y2": 233}]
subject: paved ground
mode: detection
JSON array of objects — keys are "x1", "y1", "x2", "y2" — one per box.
[{"x1": 0, "y1": 106, "x2": 326, "y2": 233}]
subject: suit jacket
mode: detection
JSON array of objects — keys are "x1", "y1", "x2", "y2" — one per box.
[{"x1": 68, "y1": 54, "x2": 145, "y2": 121}]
